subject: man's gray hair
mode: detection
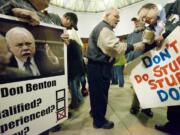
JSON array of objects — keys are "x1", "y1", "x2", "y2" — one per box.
[
  {"x1": 6, "y1": 27, "x2": 34, "y2": 46},
  {"x1": 103, "y1": 7, "x2": 119, "y2": 19}
]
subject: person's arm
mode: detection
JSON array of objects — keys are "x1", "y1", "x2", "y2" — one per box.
[
  {"x1": 0, "y1": 1, "x2": 13, "y2": 15},
  {"x1": 153, "y1": 8, "x2": 166, "y2": 39},
  {"x1": 45, "y1": 44, "x2": 59, "y2": 65},
  {"x1": 97, "y1": 27, "x2": 127, "y2": 58},
  {"x1": 159, "y1": 8, "x2": 167, "y2": 23},
  {"x1": 0, "y1": 1, "x2": 40, "y2": 25},
  {"x1": 12, "y1": 8, "x2": 40, "y2": 25},
  {"x1": 125, "y1": 41, "x2": 145, "y2": 54}
]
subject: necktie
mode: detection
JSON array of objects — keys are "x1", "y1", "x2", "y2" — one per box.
[{"x1": 24, "y1": 57, "x2": 33, "y2": 75}]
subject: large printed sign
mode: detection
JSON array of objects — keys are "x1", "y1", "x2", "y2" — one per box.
[
  {"x1": 0, "y1": 14, "x2": 68, "y2": 134},
  {"x1": 0, "y1": 77, "x2": 67, "y2": 135},
  {"x1": 129, "y1": 26, "x2": 180, "y2": 109}
]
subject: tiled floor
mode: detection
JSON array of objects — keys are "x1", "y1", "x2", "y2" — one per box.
[{"x1": 51, "y1": 76, "x2": 169, "y2": 135}]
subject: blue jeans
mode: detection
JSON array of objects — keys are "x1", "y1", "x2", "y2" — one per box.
[
  {"x1": 68, "y1": 75, "x2": 83, "y2": 109},
  {"x1": 114, "y1": 65, "x2": 124, "y2": 87},
  {"x1": 80, "y1": 75, "x2": 86, "y2": 89},
  {"x1": 111, "y1": 67, "x2": 118, "y2": 84}
]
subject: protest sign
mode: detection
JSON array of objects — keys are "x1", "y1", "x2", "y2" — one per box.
[
  {"x1": 0, "y1": 14, "x2": 68, "y2": 134},
  {"x1": 129, "y1": 26, "x2": 180, "y2": 109}
]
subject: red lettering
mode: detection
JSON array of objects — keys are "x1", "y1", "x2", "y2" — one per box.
[
  {"x1": 169, "y1": 59, "x2": 180, "y2": 72},
  {"x1": 156, "y1": 78, "x2": 164, "y2": 88},
  {"x1": 153, "y1": 65, "x2": 163, "y2": 77},
  {"x1": 166, "y1": 40, "x2": 178, "y2": 53},
  {"x1": 148, "y1": 80, "x2": 157, "y2": 90},
  {"x1": 134, "y1": 75, "x2": 142, "y2": 83},
  {"x1": 165, "y1": 75, "x2": 178, "y2": 86},
  {"x1": 176, "y1": 56, "x2": 180, "y2": 65},
  {"x1": 175, "y1": 72, "x2": 180, "y2": 84},
  {"x1": 142, "y1": 74, "x2": 149, "y2": 81},
  {"x1": 160, "y1": 64, "x2": 168, "y2": 75}
]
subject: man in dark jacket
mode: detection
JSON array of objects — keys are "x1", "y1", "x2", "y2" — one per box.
[
  {"x1": 127, "y1": 17, "x2": 153, "y2": 117},
  {"x1": 126, "y1": 17, "x2": 145, "y2": 62},
  {"x1": 87, "y1": 7, "x2": 128, "y2": 129}
]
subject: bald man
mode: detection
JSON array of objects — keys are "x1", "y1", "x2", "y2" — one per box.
[
  {"x1": 0, "y1": 34, "x2": 31, "y2": 83},
  {"x1": 6, "y1": 27, "x2": 62, "y2": 77},
  {"x1": 87, "y1": 7, "x2": 127, "y2": 129}
]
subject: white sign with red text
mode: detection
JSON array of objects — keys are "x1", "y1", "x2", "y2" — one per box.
[{"x1": 130, "y1": 26, "x2": 180, "y2": 109}]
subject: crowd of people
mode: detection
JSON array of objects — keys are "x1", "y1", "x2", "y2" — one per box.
[{"x1": 0, "y1": 0, "x2": 180, "y2": 134}]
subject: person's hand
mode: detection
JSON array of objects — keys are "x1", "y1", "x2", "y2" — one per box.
[
  {"x1": 60, "y1": 33, "x2": 70, "y2": 45},
  {"x1": 155, "y1": 36, "x2": 164, "y2": 47},
  {"x1": 45, "y1": 44, "x2": 59, "y2": 65},
  {"x1": 12, "y1": 8, "x2": 40, "y2": 26},
  {"x1": 28, "y1": 11, "x2": 40, "y2": 26},
  {"x1": 133, "y1": 42, "x2": 145, "y2": 51}
]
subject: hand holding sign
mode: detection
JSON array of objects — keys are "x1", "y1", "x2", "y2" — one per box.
[
  {"x1": 12, "y1": 8, "x2": 40, "y2": 26},
  {"x1": 60, "y1": 33, "x2": 70, "y2": 45},
  {"x1": 133, "y1": 42, "x2": 145, "y2": 51},
  {"x1": 129, "y1": 26, "x2": 180, "y2": 108}
]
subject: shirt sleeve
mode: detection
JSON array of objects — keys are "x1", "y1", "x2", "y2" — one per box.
[
  {"x1": 0, "y1": 0, "x2": 36, "y2": 15},
  {"x1": 155, "y1": 8, "x2": 167, "y2": 38},
  {"x1": 0, "y1": 1, "x2": 14, "y2": 15},
  {"x1": 68, "y1": 28, "x2": 83, "y2": 47},
  {"x1": 159, "y1": 8, "x2": 166, "y2": 23},
  {"x1": 97, "y1": 27, "x2": 127, "y2": 58}
]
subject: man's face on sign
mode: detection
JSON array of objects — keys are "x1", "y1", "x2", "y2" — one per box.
[{"x1": 7, "y1": 28, "x2": 36, "y2": 62}]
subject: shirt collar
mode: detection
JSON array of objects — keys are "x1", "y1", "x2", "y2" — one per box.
[{"x1": 15, "y1": 57, "x2": 35, "y2": 68}]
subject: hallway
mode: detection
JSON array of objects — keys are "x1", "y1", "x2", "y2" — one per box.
[{"x1": 51, "y1": 76, "x2": 168, "y2": 135}]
